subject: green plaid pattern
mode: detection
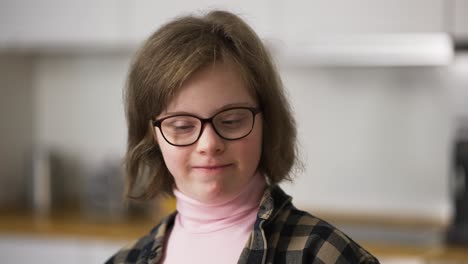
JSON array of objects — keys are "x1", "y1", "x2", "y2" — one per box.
[{"x1": 106, "y1": 186, "x2": 380, "y2": 264}]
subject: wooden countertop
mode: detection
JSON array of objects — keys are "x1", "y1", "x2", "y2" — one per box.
[
  {"x1": 1, "y1": 209, "x2": 467, "y2": 262},
  {"x1": 0, "y1": 210, "x2": 158, "y2": 241}
]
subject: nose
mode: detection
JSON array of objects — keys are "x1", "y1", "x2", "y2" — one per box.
[{"x1": 195, "y1": 123, "x2": 225, "y2": 155}]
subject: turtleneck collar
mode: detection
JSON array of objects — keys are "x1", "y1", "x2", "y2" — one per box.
[{"x1": 173, "y1": 172, "x2": 266, "y2": 233}]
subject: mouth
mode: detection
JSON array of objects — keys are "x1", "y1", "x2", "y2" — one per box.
[{"x1": 192, "y1": 164, "x2": 233, "y2": 170}]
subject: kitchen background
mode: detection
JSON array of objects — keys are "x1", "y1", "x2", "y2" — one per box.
[{"x1": 1, "y1": 0, "x2": 468, "y2": 263}]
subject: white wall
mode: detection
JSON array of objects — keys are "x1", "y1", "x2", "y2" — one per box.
[
  {"x1": 447, "y1": 54, "x2": 468, "y2": 119},
  {"x1": 280, "y1": 66, "x2": 455, "y2": 221},
  {"x1": 33, "y1": 53, "x2": 130, "y2": 165},
  {"x1": 28, "y1": 53, "x2": 464, "y2": 222}
]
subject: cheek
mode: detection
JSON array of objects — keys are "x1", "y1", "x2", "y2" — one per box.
[
  {"x1": 238, "y1": 119, "x2": 263, "y2": 167},
  {"x1": 251, "y1": 117, "x2": 263, "y2": 150},
  {"x1": 155, "y1": 131, "x2": 187, "y2": 176}
]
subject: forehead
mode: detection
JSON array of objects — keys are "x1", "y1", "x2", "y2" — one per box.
[{"x1": 163, "y1": 62, "x2": 257, "y2": 116}]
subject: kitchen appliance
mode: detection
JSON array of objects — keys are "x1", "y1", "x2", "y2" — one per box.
[{"x1": 446, "y1": 122, "x2": 468, "y2": 245}]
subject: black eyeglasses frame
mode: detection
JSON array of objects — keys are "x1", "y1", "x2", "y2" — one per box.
[{"x1": 152, "y1": 106, "x2": 261, "y2": 147}]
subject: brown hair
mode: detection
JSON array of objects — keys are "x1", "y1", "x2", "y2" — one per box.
[{"x1": 125, "y1": 10, "x2": 298, "y2": 200}]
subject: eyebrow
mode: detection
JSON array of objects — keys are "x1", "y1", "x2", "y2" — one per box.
[{"x1": 160, "y1": 102, "x2": 256, "y2": 118}]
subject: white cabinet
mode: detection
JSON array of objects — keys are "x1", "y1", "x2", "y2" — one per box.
[
  {"x1": 275, "y1": 0, "x2": 445, "y2": 42},
  {"x1": 0, "y1": 0, "x2": 131, "y2": 49},
  {"x1": 128, "y1": 0, "x2": 274, "y2": 43},
  {"x1": 0, "y1": 235, "x2": 125, "y2": 264},
  {"x1": 0, "y1": 0, "x2": 459, "y2": 51},
  {"x1": 0, "y1": 0, "x2": 273, "y2": 50}
]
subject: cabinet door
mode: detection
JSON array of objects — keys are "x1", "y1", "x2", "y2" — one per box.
[
  {"x1": 0, "y1": 0, "x2": 274, "y2": 49},
  {"x1": 0, "y1": 0, "x2": 130, "y2": 49},
  {"x1": 0, "y1": 236, "x2": 124, "y2": 264},
  {"x1": 275, "y1": 0, "x2": 445, "y2": 42},
  {"x1": 128, "y1": 0, "x2": 274, "y2": 43}
]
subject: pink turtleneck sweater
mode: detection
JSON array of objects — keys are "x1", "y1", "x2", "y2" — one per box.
[{"x1": 163, "y1": 173, "x2": 266, "y2": 264}]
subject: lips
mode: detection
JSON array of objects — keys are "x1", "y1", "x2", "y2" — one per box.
[{"x1": 192, "y1": 164, "x2": 232, "y2": 170}]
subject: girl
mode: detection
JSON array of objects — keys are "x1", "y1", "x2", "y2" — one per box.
[{"x1": 107, "y1": 10, "x2": 379, "y2": 264}]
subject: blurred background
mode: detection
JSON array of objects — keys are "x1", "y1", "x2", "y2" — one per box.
[{"x1": 1, "y1": 0, "x2": 468, "y2": 263}]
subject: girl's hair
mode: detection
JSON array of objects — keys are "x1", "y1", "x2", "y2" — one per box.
[{"x1": 125, "y1": 10, "x2": 298, "y2": 200}]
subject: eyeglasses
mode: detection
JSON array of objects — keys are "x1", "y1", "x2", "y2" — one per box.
[{"x1": 152, "y1": 107, "x2": 261, "y2": 146}]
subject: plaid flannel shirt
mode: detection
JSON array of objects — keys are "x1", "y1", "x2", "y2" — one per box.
[{"x1": 106, "y1": 186, "x2": 380, "y2": 264}]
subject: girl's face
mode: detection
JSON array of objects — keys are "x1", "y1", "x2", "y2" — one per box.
[{"x1": 154, "y1": 62, "x2": 263, "y2": 204}]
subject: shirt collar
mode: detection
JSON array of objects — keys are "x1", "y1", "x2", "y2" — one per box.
[
  {"x1": 257, "y1": 185, "x2": 292, "y2": 222},
  {"x1": 145, "y1": 185, "x2": 292, "y2": 263}
]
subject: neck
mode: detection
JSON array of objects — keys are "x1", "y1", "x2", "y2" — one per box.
[{"x1": 173, "y1": 172, "x2": 266, "y2": 233}]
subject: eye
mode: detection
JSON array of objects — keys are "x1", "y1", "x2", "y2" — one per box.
[
  {"x1": 221, "y1": 117, "x2": 244, "y2": 125},
  {"x1": 217, "y1": 113, "x2": 249, "y2": 129},
  {"x1": 163, "y1": 117, "x2": 198, "y2": 134}
]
